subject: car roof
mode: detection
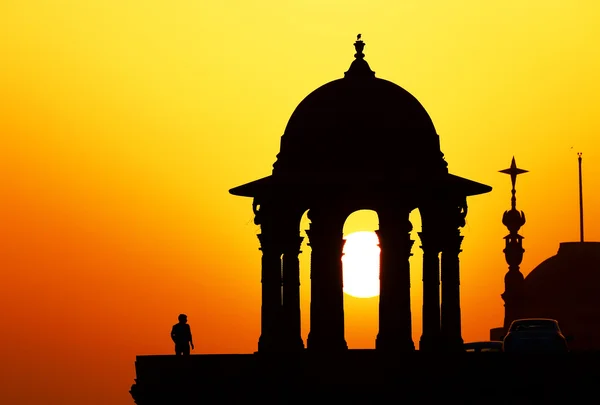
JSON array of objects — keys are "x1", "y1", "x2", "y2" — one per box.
[
  {"x1": 509, "y1": 319, "x2": 560, "y2": 332},
  {"x1": 511, "y1": 318, "x2": 557, "y2": 323}
]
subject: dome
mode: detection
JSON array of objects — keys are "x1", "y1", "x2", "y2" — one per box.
[
  {"x1": 523, "y1": 242, "x2": 600, "y2": 350},
  {"x1": 229, "y1": 38, "x2": 491, "y2": 198},
  {"x1": 284, "y1": 78, "x2": 435, "y2": 134},
  {"x1": 272, "y1": 40, "x2": 445, "y2": 182},
  {"x1": 273, "y1": 76, "x2": 444, "y2": 179},
  {"x1": 524, "y1": 242, "x2": 600, "y2": 296}
]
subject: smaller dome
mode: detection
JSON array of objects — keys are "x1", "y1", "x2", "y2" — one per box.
[
  {"x1": 524, "y1": 242, "x2": 600, "y2": 350},
  {"x1": 525, "y1": 242, "x2": 600, "y2": 291}
]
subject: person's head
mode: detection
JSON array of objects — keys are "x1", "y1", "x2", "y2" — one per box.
[{"x1": 178, "y1": 314, "x2": 187, "y2": 324}]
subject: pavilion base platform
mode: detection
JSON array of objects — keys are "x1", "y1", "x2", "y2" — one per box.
[{"x1": 130, "y1": 349, "x2": 600, "y2": 404}]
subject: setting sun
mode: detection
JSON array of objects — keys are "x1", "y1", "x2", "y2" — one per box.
[{"x1": 342, "y1": 231, "x2": 381, "y2": 298}]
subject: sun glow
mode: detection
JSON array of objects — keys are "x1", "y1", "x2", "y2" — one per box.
[{"x1": 342, "y1": 231, "x2": 381, "y2": 298}]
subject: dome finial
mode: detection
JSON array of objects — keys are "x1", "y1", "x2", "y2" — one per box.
[
  {"x1": 345, "y1": 34, "x2": 374, "y2": 78},
  {"x1": 354, "y1": 34, "x2": 365, "y2": 60}
]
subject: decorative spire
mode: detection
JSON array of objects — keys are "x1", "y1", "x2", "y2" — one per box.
[
  {"x1": 344, "y1": 34, "x2": 375, "y2": 78},
  {"x1": 499, "y1": 156, "x2": 528, "y2": 330},
  {"x1": 499, "y1": 157, "x2": 528, "y2": 211}
]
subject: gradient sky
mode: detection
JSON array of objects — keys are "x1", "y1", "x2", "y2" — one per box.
[{"x1": 1, "y1": 1, "x2": 600, "y2": 404}]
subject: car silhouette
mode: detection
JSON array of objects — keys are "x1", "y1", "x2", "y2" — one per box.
[{"x1": 502, "y1": 318, "x2": 570, "y2": 353}]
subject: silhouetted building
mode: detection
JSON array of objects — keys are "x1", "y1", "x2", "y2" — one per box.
[
  {"x1": 492, "y1": 242, "x2": 600, "y2": 350},
  {"x1": 523, "y1": 241, "x2": 600, "y2": 350},
  {"x1": 229, "y1": 36, "x2": 491, "y2": 353},
  {"x1": 491, "y1": 155, "x2": 600, "y2": 350}
]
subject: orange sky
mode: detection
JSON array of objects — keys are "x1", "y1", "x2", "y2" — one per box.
[{"x1": 1, "y1": 1, "x2": 600, "y2": 404}]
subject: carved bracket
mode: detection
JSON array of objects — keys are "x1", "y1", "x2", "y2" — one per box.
[{"x1": 252, "y1": 198, "x2": 263, "y2": 225}]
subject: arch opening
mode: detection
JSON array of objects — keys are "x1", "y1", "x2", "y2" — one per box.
[
  {"x1": 299, "y1": 209, "x2": 312, "y2": 347},
  {"x1": 342, "y1": 209, "x2": 380, "y2": 348},
  {"x1": 408, "y1": 208, "x2": 424, "y2": 348}
]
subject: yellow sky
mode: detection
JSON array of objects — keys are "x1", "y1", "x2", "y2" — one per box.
[{"x1": 1, "y1": 1, "x2": 600, "y2": 404}]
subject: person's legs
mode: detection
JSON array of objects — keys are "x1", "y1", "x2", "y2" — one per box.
[
  {"x1": 181, "y1": 344, "x2": 190, "y2": 355},
  {"x1": 175, "y1": 343, "x2": 189, "y2": 355}
]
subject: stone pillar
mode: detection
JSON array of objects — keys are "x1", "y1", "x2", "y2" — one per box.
[
  {"x1": 440, "y1": 230, "x2": 464, "y2": 352},
  {"x1": 306, "y1": 210, "x2": 347, "y2": 351},
  {"x1": 282, "y1": 235, "x2": 305, "y2": 351},
  {"x1": 502, "y1": 235, "x2": 525, "y2": 330},
  {"x1": 253, "y1": 199, "x2": 283, "y2": 353},
  {"x1": 418, "y1": 230, "x2": 442, "y2": 352},
  {"x1": 257, "y1": 230, "x2": 283, "y2": 352},
  {"x1": 376, "y1": 212, "x2": 415, "y2": 352},
  {"x1": 502, "y1": 268, "x2": 525, "y2": 330}
]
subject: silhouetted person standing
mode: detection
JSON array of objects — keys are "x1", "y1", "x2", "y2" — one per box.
[{"x1": 171, "y1": 314, "x2": 194, "y2": 355}]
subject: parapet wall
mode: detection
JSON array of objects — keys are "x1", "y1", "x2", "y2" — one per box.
[{"x1": 130, "y1": 351, "x2": 600, "y2": 404}]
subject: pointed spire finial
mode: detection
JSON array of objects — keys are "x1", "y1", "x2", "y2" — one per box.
[{"x1": 499, "y1": 156, "x2": 528, "y2": 195}]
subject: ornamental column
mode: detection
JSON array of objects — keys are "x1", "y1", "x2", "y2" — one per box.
[
  {"x1": 499, "y1": 157, "x2": 528, "y2": 330},
  {"x1": 418, "y1": 226, "x2": 442, "y2": 352},
  {"x1": 282, "y1": 234, "x2": 305, "y2": 351},
  {"x1": 254, "y1": 200, "x2": 283, "y2": 352},
  {"x1": 306, "y1": 209, "x2": 347, "y2": 351},
  {"x1": 440, "y1": 198, "x2": 467, "y2": 352},
  {"x1": 376, "y1": 209, "x2": 415, "y2": 352}
]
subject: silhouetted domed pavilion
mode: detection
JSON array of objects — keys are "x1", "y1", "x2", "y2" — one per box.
[
  {"x1": 230, "y1": 36, "x2": 491, "y2": 353},
  {"x1": 130, "y1": 38, "x2": 600, "y2": 405}
]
